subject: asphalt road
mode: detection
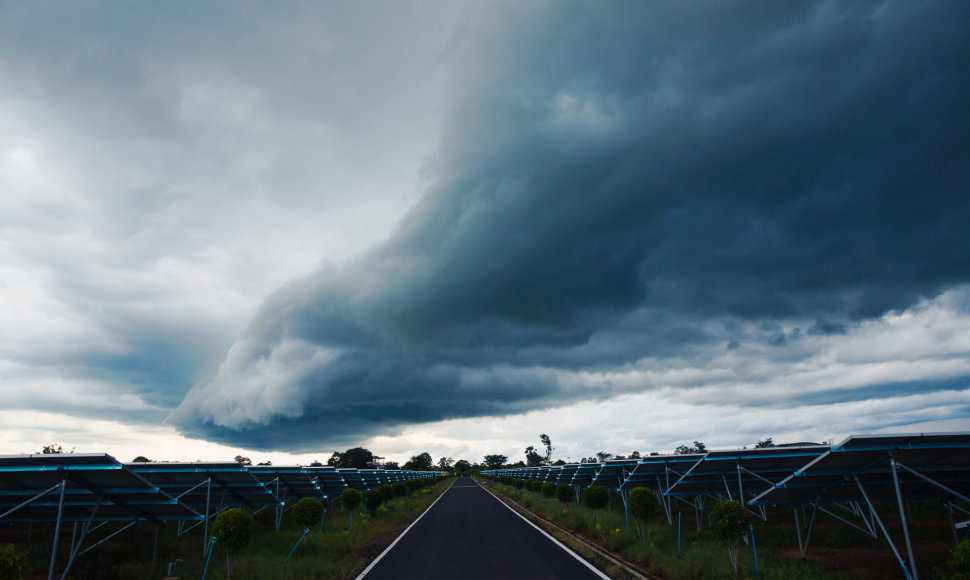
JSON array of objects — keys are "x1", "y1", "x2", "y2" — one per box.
[{"x1": 358, "y1": 477, "x2": 607, "y2": 580}]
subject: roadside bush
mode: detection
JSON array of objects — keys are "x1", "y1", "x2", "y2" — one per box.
[
  {"x1": 934, "y1": 539, "x2": 970, "y2": 580},
  {"x1": 0, "y1": 543, "x2": 28, "y2": 580},
  {"x1": 378, "y1": 484, "x2": 395, "y2": 502},
  {"x1": 709, "y1": 499, "x2": 749, "y2": 578},
  {"x1": 341, "y1": 488, "x2": 362, "y2": 511},
  {"x1": 365, "y1": 489, "x2": 384, "y2": 512},
  {"x1": 582, "y1": 486, "x2": 609, "y2": 522},
  {"x1": 556, "y1": 484, "x2": 573, "y2": 505},
  {"x1": 292, "y1": 497, "x2": 324, "y2": 529},
  {"x1": 541, "y1": 482, "x2": 556, "y2": 498},
  {"x1": 211, "y1": 508, "x2": 255, "y2": 580},
  {"x1": 393, "y1": 482, "x2": 408, "y2": 497},
  {"x1": 513, "y1": 479, "x2": 525, "y2": 490},
  {"x1": 628, "y1": 487, "x2": 659, "y2": 541}
]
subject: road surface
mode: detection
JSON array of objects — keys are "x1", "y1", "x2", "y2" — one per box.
[{"x1": 358, "y1": 477, "x2": 607, "y2": 580}]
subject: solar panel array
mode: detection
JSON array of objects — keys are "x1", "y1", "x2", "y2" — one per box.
[
  {"x1": 0, "y1": 454, "x2": 442, "y2": 579},
  {"x1": 482, "y1": 432, "x2": 970, "y2": 580}
]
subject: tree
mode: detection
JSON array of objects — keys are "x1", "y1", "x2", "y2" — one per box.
[
  {"x1": 234, "y1": 455, "x2": 252, "y2": 466},
  {"x1": 525, "y1": 446, "x2": 544, "y2": 467},
  {"x1": 454, "y1": 459, "x2": 472, "y2": 472},
  {"x1": 630, "y1": 451, "x2": 641, "y2": 459},
  {"x1": 378, "y1": 484, "x2": 395, "y2": 502},
  {"x1": 339, "y1": 448, "x2": 374, "y2": 469},
  {"x1": 437, "y1": 457, "x2": 454, "y2": 471},
  {"x1": 595, "y1": 451, "x2": 613, "y2": 462},
  {"x1": 675, "y1": 441, "x2": 707, "y2": 455},
  {"x1": 709, "y1": 500, "x2": 749, "y2": 578},
  {"x1": 556, "y1": 484, "x2": 573, "y2": 505},
  {"x1": 327, "y1": 451, "x2": 342, "y2": 466},
  {"x1": 365, "y1": 489, "x2": 383, "y2": 513},
  {"x1": 211, "y1": 508, "x2": 254, "y2": 580},
  {"x1": 483, "y1": 454, "x2": 508, "y2": 469},
  {"x1": 404, "y1": 452, "x2": 434, "y2": 471},
  {"x1": 132, "y1": 456, "x2": 151, "y2": 462},
  {"x1": 628, "y1": 487, "x2": 659, "y2": 541},
  {"x1": 582, "y1": 486, "x2": 609, "y2": 522},
  {"x1": 541, "y1": 482, "x2": 556, "y2": 499},
  {"x1": 256, "y1": 460, "x2": 272, "y2": 466},
  {"x1": 341, "y1": 488, "x2": 362, "y2": 527},
  {"x1": 540, "y1": 434, "x2": 553, "y2": 462},
  {"x1": 755, "y1": 437, "x2": 775, "y2": 448},
  {"x1": 38, "y1": 444, "x2": 71, "y2": 454},
  {"x1": 291, "y1": 497, "x2": 324, "y2": 542},
  {"x1": 309, "y1": 460, "x2": 323, "y2": 467},
  {"x1": 385, "y1": 461, "x2": 400, "y2": 470}
]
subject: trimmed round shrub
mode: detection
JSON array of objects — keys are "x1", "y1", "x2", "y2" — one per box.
[
  {"x1": 341, "y1": 488, "x2": 362, "y2": 511},
  {"x1": 709, "y1": 499, "x2": 749, "y2": 577},
  {"x1": 211, "y1": 508, "x2": 255, "y2": 553},
  {"x1": 212, "y1": 507, "x2": 255, "y2": 578},
  {"x1": 378, "y1": 484, "x2": 395, "y2": 502},
  {"x1": 291, "y1": 497, "x2": 324, "y2": 528},
  {"x1": 581, "y1": 485, "x2": 609, "y2": 510},
  {"x1": 393, "y1": 482, "x2": 408, "y2": 496},
  {"x1": 556, "y1": 484, "x2": 573, "y2": 504},
  {"x1": 541, "y1": 482, "x2": 556, "y2": 498},
  {"x1": 628, "y1": 487, "x2": 659, "y2": 522},
  {"x1": 365, "y1": 489, "x2": 384, "y2": 511},
  {"x1": 709, "y1": 500, "x2": 748, "y2": 543}
]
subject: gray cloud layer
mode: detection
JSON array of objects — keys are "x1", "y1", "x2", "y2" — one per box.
[{"x1": 172, "y1": 1, "x2": 970, "y2": 448}]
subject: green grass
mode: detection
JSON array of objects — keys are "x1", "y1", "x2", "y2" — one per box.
[
  {"x1": 62, "y1": 479, "x2": 450, "y2": 580},
  {"x1": 478, "y1": 477, "x2": 845, "y2": 580}
]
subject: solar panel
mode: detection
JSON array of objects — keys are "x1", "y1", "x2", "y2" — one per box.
[
  {"x1": 128, "y1": 462, "x2": 280, "y2": 509},
  {"x1": 591, "y1": 459, "x2": 640, "y2": 489},
  {"x1": 666, "y1": 446, "x2": 827, "y2": 499},
  {"x1": 247, "y1": 465, "x2": 325, "y2": 502},
  {"x1": 751, "y1": 434, "x2": 970, "y2": 506},
  {"x1": 748, "y1": 433, "x2": 970, "y2": 578},
  {"x1": 618, "y1": 454, "x2": 705, "y2": 492},
  {"x1": 555, "y1": 464, "x2": 580, "y2": 485},
  {"x1": 305, "y1": 466, "x2": 347, "y2": 498},
  {"x1": 0, "y1": 454, "x2": 200, "y2": 524},
  {"x1": 569, "y1": 463, "x2": 601, "y2": 487},
  {"x1": 338, "y1": 468, "x2": 369, "y2": 490}
]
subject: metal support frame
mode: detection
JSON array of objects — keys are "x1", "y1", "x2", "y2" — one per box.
[
  {"x1": 854, "y1": 475, "x2": 913, "y2": 579},
  {"x1": 48, "y1": 481, "x2": 67, "y2": 580},
  {"x1": 792, "y1": 499, "x2": 819, "y2": 558},
  {"x1": 890, "y1": 458, "x2": 918, "y2": 580},
  {"x1": 619, "y1": 490, "x2": 629, "y2": 529}
]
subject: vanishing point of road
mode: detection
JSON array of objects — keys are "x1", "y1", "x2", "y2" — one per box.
[{"x1": 357, "y1": 477, "x2": 609, "y2": 580}]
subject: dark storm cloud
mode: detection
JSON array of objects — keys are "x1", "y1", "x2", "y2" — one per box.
[{"x1": 173, "y1": 0, "x2": 970, "y2": 449}]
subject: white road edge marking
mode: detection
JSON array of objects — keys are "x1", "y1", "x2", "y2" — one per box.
[
  {"x1": 478, "y1": 481, "x2": 611, "y2": 580},
  {"x1": 354, "y1": 478, "x2": 456, "y2": 579}
]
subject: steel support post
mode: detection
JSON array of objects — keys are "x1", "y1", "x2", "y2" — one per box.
[
  {"x1": 60, "y1": 498, "x2": 102, "y2": 580},
  {"x1": 855, "y1": 475, "x2": 910, "y2": 578},
  {"x1": 203, "y1": 477, "x2": 212, "y2": 558},
  {"x1": 48, "y1": 481, "x2": 67, "y2": 580},
  {"x1": 890, "y1": 457, "x2": 918, "y2": 580}
]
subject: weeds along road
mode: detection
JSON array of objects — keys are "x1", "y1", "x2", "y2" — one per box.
[{"x1": 357, "y1": 476, "x2": 608, "y2": 580}]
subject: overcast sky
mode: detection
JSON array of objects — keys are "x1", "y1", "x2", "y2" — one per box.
[{"x1": 2, "y1": 1, "x2": 969, "y2": 466}]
